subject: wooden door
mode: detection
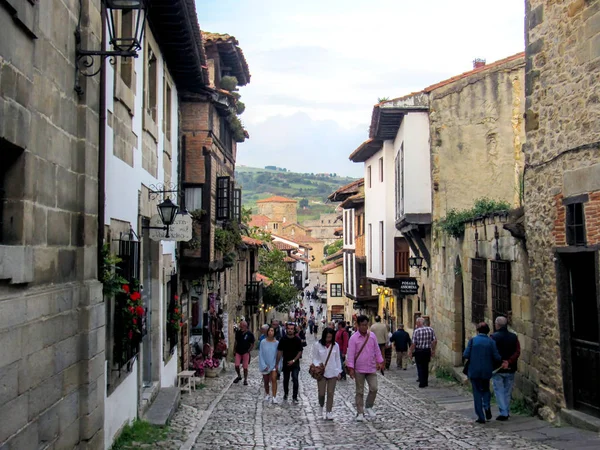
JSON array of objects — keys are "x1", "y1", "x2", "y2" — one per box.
[{"x1": 558, "y1": 251, "x2": 600, "y2": 417}]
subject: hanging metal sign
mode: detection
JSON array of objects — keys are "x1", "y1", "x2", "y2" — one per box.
[
  {"x1": 149, "y1": 213, "x2": 193, "y2": 242},
  {"x1": 398, "y1": 278, "x2": 419, "y2": 295}
]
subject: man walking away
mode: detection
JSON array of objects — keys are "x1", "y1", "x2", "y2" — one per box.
[
  {"x1": 390, "y1": 324, "x2": 411, "y2": 370},
  {"x1": 234, "y1": 320, "x2": 255, "y2": 385},
  {"x1": 335, "y1": 321, "x2": 349, "y2": 380},
  {"x1": 463, "y1": 322, "x2": 502, "y2": 423},
  {"x1": 408, "y1": 317, "x2": 437, "y2": 388},
  {"x1": 346, "y1": 315, "x2": 385, "y2": 421},
  {"x1": 370, "y1": 315, "x2": 388, "y2": 375},
  {"x1": 491, "y1": 316, "x2": 520, "y2": 421},
  {"x1": 276, "y1": 322, "x2": 304, "y2": 402}
]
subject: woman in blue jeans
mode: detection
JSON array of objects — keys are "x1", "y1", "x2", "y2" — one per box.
[{"x1": 463, "y1": 322, "x2": 502, "y2": 423}]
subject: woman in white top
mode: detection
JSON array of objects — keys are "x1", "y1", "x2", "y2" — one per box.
[{"x1": 312, "y1": 327, "x2": 343, "y2": 420}]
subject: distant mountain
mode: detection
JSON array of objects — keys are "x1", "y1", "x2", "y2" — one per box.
[{"x1": 235, "y1": 166, "x2": 357, "y2": 221}]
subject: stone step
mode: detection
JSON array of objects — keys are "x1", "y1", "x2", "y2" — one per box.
[{"x1": 144, "y1": 387, "x2": 181, "y2": 427}]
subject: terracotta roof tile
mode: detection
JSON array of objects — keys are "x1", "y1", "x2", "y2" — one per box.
[
  {"x1": 423, "y1": 52, "x2": 525, "y2": 93},
  {"x1": 202, "y1": 32, "x2": 251, "y2": 86},
  {"x1": 328, "y1": 178, "x2": 364, "y2": 202},
  {"x1": 249, "y1": 214, "x2": 272, "y2": 228},
  {"x1": 241, "y1": 235, "x2": 264, "y2": 247},
  {"x1": 256, "y1": 273, "x2": 272, "y2": 286},
  {"x1": 272, "y1": 241, "x2": 296, "y2": 251},
  {"x1": 320, "y1": 260, "x2": 342, "y2": 274},
  {"x1": 271, "y1": 234, "x2": 313, "y2": 250},
  {"x1": 256, "y1": 196, "x2": 298, "y2": 204}
]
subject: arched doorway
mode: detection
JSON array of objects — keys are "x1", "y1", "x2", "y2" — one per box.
[{"x1": 453, "y1": 256, "x2": 466, "y2": 365}]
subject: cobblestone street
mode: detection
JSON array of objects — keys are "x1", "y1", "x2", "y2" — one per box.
[{"x1": 149, "y1": 335, "x2": 600, "y2": 450}]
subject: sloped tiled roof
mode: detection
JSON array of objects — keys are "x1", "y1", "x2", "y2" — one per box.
[
  {"x1": 241, "y1": 235, "x2": 264, "y2": 247},
  {"x1": 256, "y1": 196, "x2": 298, "y2": 204},
  {"x1": 249, "y1": 214, "x2": 271, "y2": 228},
  {"x1": 320, "y1": 260, "x2": 343, "y2": 274},
  {"x1": 349, "y1": 138, "x2": 382, "y2": 163},
  {"x1": 297, "y1": 235, "x2": 323, "y2": 244},
  {"x1": 283, "y1": 222, "x2": 309, "y2": 230},
  {"x1": 423, "y1": 52, "x2": 525, "y2": 93},
  {"x1": 271, "y1": 234, "x2": 313, "y2": 250},
  {"x1": 203, "y1": 32, "x2": 251, "y2": 86},
  {"x1": 256, "y1": 273, "x2": 272, "y2": 287},
  {"x1": 328, "y1": 178, "x2": 364, "y2": 202},
  {"x1": 283, "y1": 256, "x2": 296, "y2": 263},
  {"x1": 272, "y1": 241, "x2": 296, "y2": 251},
  {"x1": 325, "y1": 250, "x2": 343, "y2": 262}
]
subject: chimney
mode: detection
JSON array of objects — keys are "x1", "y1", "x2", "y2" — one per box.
[{"x1": 473, "y1": 58, "x2": 486, "y2": 69}]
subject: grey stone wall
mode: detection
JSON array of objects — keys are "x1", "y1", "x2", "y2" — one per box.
[
  {"x1": 524, "y1": 0, "x2": 600, "y2": 415},
  {"x1": 0, "y1": 0, "x2": 104, "y2": 448}
]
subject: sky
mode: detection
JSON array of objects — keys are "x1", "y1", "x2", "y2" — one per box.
[{"x1": 197, "y1": 0, "x2": 526, "y2": 177}]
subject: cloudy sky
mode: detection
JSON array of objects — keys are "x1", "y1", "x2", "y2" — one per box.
[{"x1": 197, "y1": 0, "x2": 525, "y2": 177}]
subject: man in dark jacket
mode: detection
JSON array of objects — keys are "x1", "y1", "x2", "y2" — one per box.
[
  {"x1": 390, "y1": 324, "x2": 411, "y2": 370},
  {"x1": 491, "y1": 316, "x2": 520, "y2": 421},
  {"x1": 463, "y1": 322, "x2": 502, "y2": 423}
]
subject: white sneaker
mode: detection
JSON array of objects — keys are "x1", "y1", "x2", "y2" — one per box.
[
  {"x1": 272, "y1": 397, "x2": 280, "y2": 404},
  {"x1": 356, "y1": 413, "x2": 366, "y2": 422},
  {"x1": 264, "y1": 394, "x2": 271, "y2": 402},
  {"x1": 326, "y1": 412, "x2": 334, "y2": 420},
  {"x1": 318, "y1": 406, "x2": 324, "y2": 418},
  {"x1": 365, "y1": 408, "x2": 376, "y2": 419}
]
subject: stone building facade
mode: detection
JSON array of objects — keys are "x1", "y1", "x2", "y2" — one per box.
[
  {"x1": 524, "y1": 0, "x2": 600, "y2": 420},
  {"x1": 0, "y1": 1, "x2": 104, "y2": 448},
  {"x1": 256, "y1": 196, "x2": 298, "y2": 224},
  {"x1": 303, "y1": 212, "x2": 341, "y2": 244}
]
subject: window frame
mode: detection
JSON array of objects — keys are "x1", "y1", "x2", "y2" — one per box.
[
  {"x1": 491, "y1": 260, "x2": 511, "y2": 320},
  {"x1": 379, "y1": 221, "x2": 384, "y2": 275},
  {"x1": 330, "y1": 283, "x2": 343, "y2": 297},
  {"x1": 232, "y1": 188, "x2": 242, "y2": 222},
  {"x1": 379, "y1": 157, "x2": 384, "y2": 182},
  {"x1": 216, "y1": 176, "x2": 231, "y2": 220},
  {"x1": 368, "y1": 223, "x2": 372, "y2": 272},
  {"x1": 566, "y1": 202, "x2": 586, "y2": 246},
  {"x1": 394, "y1": 237, "x2": 410, "y2": 277},
  {"x1": 367, "y1": 165, "x2": 372, "y2": 188},
  {"x1": 184, "y1": 186, "x2": 203, "y2": 212},
  {"x1": 471, "y1": 258, "x2": 487, "y2": 323}
]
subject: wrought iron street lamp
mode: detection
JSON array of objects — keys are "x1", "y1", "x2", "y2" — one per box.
[
  {"x1": 408, "y1": 256, "x2": 424, "y2": 269},
  {"x1": 207, "y1": 278, "x2": 215, "y2": 291},
  {"x1": 74, "y1": 0, "x2": 149, "y2": 94},
  {"x1": 194, "y1": 281, "x2": 204, "y2": 295},
  {"x1": 141, "y1": 197, "x2": 180, "y2": 238}
]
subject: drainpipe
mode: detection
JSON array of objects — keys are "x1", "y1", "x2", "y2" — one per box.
[{"x1": 98, "y1": 4, "x2": 107, "y2": 277}]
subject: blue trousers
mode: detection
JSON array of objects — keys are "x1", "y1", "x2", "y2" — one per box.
[
  {"x1": 492, "y1": 372, "x2": 515, "y2": 417},
  {"x1": 471, "y1": 378, "x2": 491, "y2": 422}
]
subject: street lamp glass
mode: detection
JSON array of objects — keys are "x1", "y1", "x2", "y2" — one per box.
[
  {"x1": 157, "y1": 198, "x2": 179, "y2": 226},
  {"x1": 104, "y1": 0, "x2": 148, "y2": 53},
  {"x1": 195, "y1": 282, "x2": 204, "y2": 295},
  {"x1": 207, "y1": 278, "x2": 215, "y2": 291}
]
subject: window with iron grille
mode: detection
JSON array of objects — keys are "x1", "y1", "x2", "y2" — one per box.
[
  {"x1": 117, "y1": 237, "x2": 140, "y2": 283},
  {"x1": 232, "y1": 188, "x2": 242, "y2": 222},
  {"x1": 216, "y1": 176, "x2": 230, "y2": 220},
  {"x1": 491, "y1": 260, "x2": 511, "y2": 320},
  {"x1": 471, "y1": 258, "x2": 487, "y2": 323},
  {"x1": 566, "y1": 202, "x2": 586, "y2": 246},
  {"x1": 330, "y1": 283, "x2": 342, "y2": 297}
]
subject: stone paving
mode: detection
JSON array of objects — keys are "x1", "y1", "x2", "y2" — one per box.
[{"x1": 154, "y1": 336, "x2": 600, "y2": 450}]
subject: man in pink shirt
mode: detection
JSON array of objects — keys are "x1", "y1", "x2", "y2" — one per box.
[{"x1": 346, "y1": 315, "x2": 385, "y2": 421}]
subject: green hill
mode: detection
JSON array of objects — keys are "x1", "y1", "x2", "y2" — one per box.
[{"x1": 235, "y1": 166, "x2": 357, "y2": 221}]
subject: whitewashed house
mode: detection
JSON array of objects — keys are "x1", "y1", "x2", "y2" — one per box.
[
  {"x1": 102, "y1": 2, "x2": 208, "y2": 447},
  {"x1": 349, "y1": 94, "x2": 430, "y2": 330}
]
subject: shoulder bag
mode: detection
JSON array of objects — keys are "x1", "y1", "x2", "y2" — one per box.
[{"x1": 309, "y1": 343, "x2": 335, "y2": 381}]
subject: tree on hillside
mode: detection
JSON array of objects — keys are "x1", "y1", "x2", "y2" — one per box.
[{"x1": 299, "y1": 198, "x2": 309, "y2": 208}]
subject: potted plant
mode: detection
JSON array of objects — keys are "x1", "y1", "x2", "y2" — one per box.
[{"x1": 203, "y1": 357, "x2": 221, "y2": 378}]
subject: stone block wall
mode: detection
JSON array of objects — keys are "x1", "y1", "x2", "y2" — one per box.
[
  {"x1": 524, "y1": 0, "x2": 600, "y2": 415},
  {"x1": 0, "y1": 0, "x2": 104, "y2": 448},
  {"x1": 257, "y1": 201, "x2": 298, "y2": 224},
  {"x1": 429, "y1": 54, "x2": 526, "y2": 220},
  {"x1": 430, "y1": 217, "x2": 535, "y2": 402}
]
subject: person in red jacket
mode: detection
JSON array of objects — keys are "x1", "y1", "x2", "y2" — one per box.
[{"x1": 335, "y1": 321, "x2": 350, "y2": 380}]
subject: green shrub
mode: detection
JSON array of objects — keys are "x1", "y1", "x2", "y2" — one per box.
[
  {"x1": 220, "y1": 75, "x2": 238, "y2": 92},
  {"x1": 437, "y1": 198, "x2": 511, "y2": 238},
  {"x1": 435, "y1": 365, "x2": 457, "y2": 382},
  {"x1": 111, "y1": 420, "x2": 168, "y2": 450}
]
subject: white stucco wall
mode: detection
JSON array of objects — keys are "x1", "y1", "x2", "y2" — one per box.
[
  {"x1": 103, "y1": 25, "x2": 179, "y2": 442},
  {"x1": 394, "y1": 112, "x2": 432, "y2": 217},
  {"x1": 364, "y1": 144, "x2": 401, "y2": 281},
  {"x1": 104, "y1": 360, "x2": 139, "y2": 450}
]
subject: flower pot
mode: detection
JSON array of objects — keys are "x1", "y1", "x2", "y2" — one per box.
[{"x1": 204, "y1": 367, "x2": 221, "y2": 378}]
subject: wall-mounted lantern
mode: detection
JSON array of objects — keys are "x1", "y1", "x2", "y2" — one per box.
[{"x1": 74, "y1": 0, "x2": 149, "y2": 94}]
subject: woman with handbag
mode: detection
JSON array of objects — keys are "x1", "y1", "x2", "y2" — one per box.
[{"x1": 310, "y1": 327, "x2": 342, "y2": 420}]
